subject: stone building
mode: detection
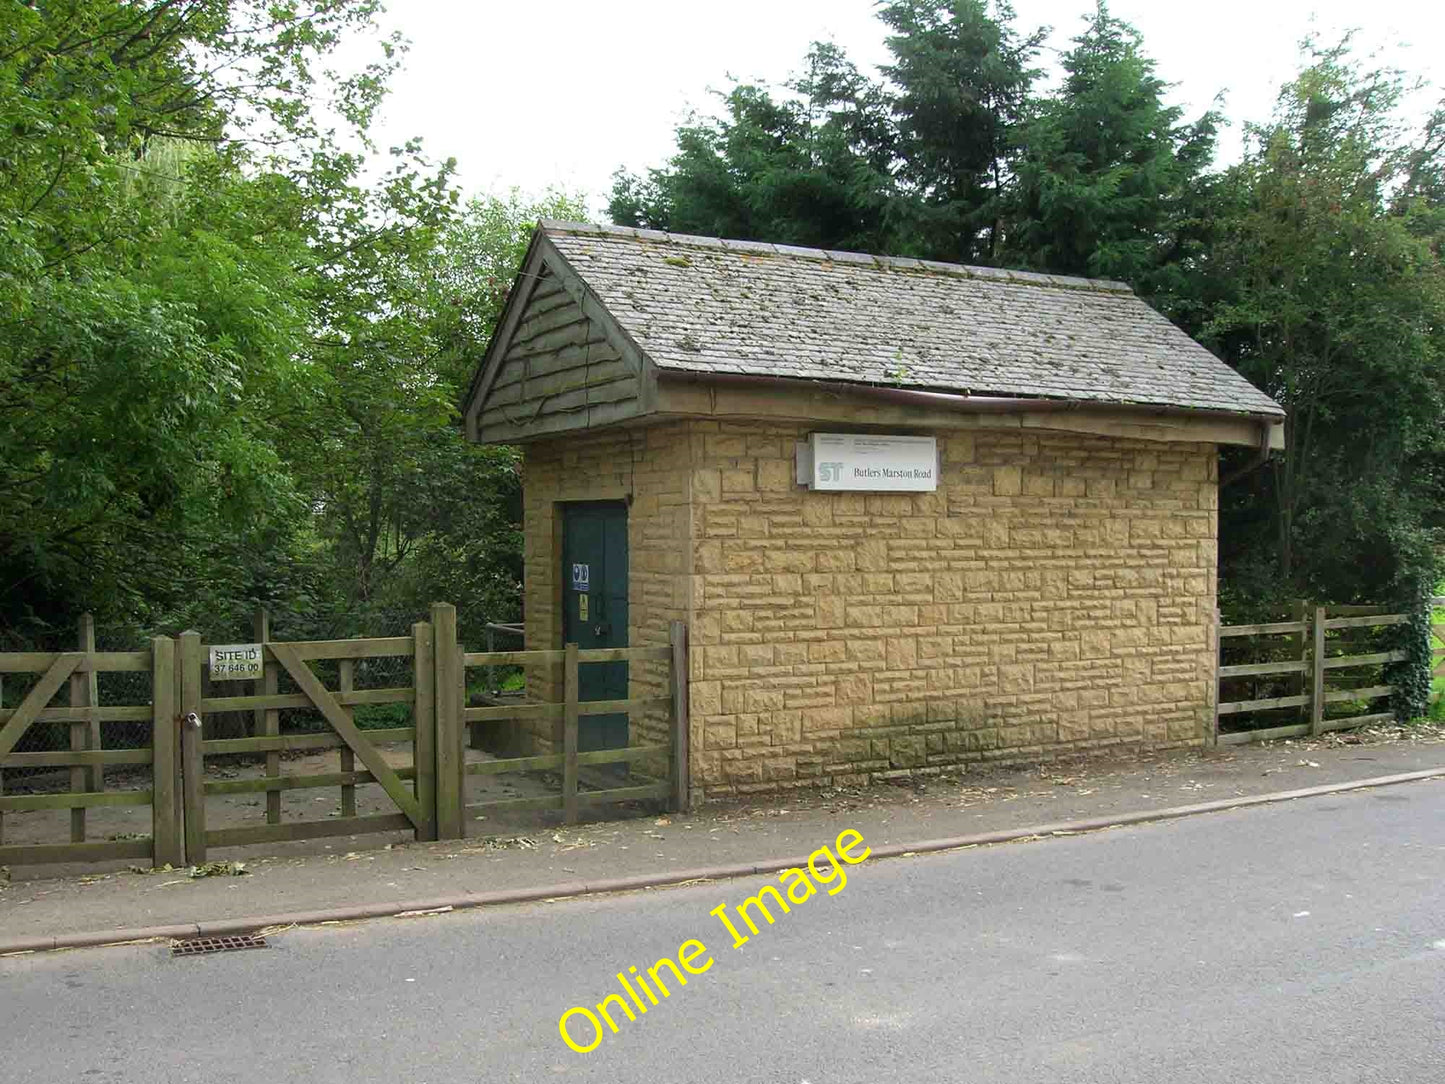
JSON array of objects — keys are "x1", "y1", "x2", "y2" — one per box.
[{"x1": 462, "y1": 221, "x2": 1285, "y2": 801}]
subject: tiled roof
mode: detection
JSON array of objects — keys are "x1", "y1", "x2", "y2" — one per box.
[{"x1": 540, "y1": 221, "x2": 1284, "y2": 418}]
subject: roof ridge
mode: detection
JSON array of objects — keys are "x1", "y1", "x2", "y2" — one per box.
[{"x1": 538, "y1": 219, "x2": 1134, "y2": 295}]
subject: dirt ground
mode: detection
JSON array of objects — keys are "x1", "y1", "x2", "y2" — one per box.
[{"x1": 0, "y1": 742, "x2": 608, "y2": 851}]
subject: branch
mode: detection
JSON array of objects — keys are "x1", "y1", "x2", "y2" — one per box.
[{"x1": 20, "y1": 147, "x2": 68, "y2": 218}]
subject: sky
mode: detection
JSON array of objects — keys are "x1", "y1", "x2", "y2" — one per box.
[{"x1": 356, "y1": 0, "x2": 1445, "y2": 215}]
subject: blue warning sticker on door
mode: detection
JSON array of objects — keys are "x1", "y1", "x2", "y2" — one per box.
[{"x1": 571, "y1": 563, "x2": 590, "y2": 591}]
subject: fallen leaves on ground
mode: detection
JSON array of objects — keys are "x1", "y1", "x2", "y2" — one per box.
[
  {"x1": 126, "y1": 863, "x2": 178, "y2": 876},
  {"x1": 187, "y1": 861, "x2": 249, "y2": 878},
  {"x1": 550, "y1": 832, "x2": 597, "y2": 851},
  {"x1": 469, "y1": 835, "x2": 537, "y2": 850}
]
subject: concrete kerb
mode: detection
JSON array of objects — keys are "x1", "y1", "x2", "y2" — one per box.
[{"x1": 4, "y1": 767, "x2": 1442, "y2": 957}]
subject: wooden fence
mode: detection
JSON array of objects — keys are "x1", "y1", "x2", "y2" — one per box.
[
  {"x1": 453, "y1": 619, "x2": 689, "y2": 832},
  {"x1": 1216, "y1": 605, "x2": 1409, "y2": 745},
  {"x1": 0, "y1": 637, "x2": 181, "y2": 868},
  {"x1": 0, "y1": 605, "x2": 689, "y2": 869}
]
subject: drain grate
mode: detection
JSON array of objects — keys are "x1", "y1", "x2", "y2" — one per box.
[{"x1": 171, "y1": 935, "x2": 268, "y2": 957}]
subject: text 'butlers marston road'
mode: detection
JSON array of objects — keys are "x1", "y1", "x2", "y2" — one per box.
[
  {"x1": 850, "y1": 466, "x2": 933, "y2": 480},
  {"x1": 556, "y1": 829, "x2": 872, "y2": 1053}
]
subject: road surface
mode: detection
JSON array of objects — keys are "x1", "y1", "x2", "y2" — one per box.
[{"x1": 3, "y1": 780, "x2": 1442, "y2": 1082}]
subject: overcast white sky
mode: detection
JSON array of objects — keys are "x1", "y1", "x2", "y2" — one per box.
[{"x1": 360, "y1": 0, "x2": 1444, "y2": 215}]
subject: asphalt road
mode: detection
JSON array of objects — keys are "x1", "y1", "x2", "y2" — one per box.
[{"x1": 3, "y1": 781, "x2": 1443, "y2": 1083}]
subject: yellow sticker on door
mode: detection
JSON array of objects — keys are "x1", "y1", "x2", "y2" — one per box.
[{"x1": 578, "y1": 593, "x2": 588, "y2": 621}]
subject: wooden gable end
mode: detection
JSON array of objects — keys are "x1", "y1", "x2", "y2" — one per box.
[{"x1": 470, "y1": 262, "x2": 646, "y2": 443}]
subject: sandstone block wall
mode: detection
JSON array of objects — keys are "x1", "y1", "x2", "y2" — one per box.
[
  {"x1": 686, "y1": 421, "x2": 1217, "y2": 799},
  {"x1": 519, "y1": 418, "x2": 1218, "y2": 802}
]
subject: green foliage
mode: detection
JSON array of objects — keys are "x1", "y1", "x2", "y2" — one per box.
[
  {"x1": 878, "y1": 0, "x2": 1046, "y2": 262},
  {"x1": 610, "y1": 3, "x2": 1046, "y2": 264},
  {"x1": 6, "y1": 3, "x2": 1442, "y2": 648},
  {"x1": 0, "y1": 0, "x2": 439, "y2": 636},
  {"x1": 288, "y1": 189, "x2": 584, "y2": 646},
  {"x1": 1203, "y1": 42, "x2": 1445, "y2": 613},
  {"x1": 1388, "y1": 589, "x2": 1436, "y2": 722},
  {"x1": 1007, "y1": 2, "x2": 1220, "y2": 285},
  {"x1": 0, "y1": 2, "x2": 562, "y2": 650},
  {"x1": 353, "y1": 700, "x2": 413, "y2": 730},
  {"x1": 608, "y1": 16, "x2": 1444, "y2": 622},
  {"x1": 609, "y1": 43, "x2": 898, "y2": 253}
]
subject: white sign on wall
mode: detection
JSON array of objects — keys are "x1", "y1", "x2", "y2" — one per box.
[
  {"x1": 796, "y1": 433, "x2": 939, "y2": 492},
  {"x1": 209, "y1": 643, "x2": 264, "y2": 681}
]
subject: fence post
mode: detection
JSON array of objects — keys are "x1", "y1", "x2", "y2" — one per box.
[
  {"x1": 1293, "y1": 599, "x2": 1309, "y2": 727},
  {"x1": 1311, "y1": 606, "x2": 1327, "y2": 737},
  {"x1": 0, "y1": 673, "x2": 5, "y2": 846},
  {"x1": 66, "y1": 613, "x2": 97, "y2": 841},
  {"x1": 485, "y1": 624, "x2": 496, "y2": 698},
  {"x1": 669, "y1": 621, "x2": 690, "y2": 811},
  {"x1": 1210, "y1": 609, "x2": 1221, "y2": 748},
  {"x1": 412, "y1": 619, "x2": 437, "y2": 842},
  {"x1": 563, "y1": 641, "x2": 579, "y2": 825},
  {"x1": 431, "y1": 603, "x2": 463, "y2": 840},
  {"x1": 253, "y1": 606, "x2": 281, "y2": 825},
  {"x1": 179, "y1": 630, "x2": 206, "y2": 865},
  {"x1": 338, "y1": 657, "x2": 356, "y2": 819},
  {"x1": 81, "y1": 614, "x2": 101, "y2": 789},
  {"x1": 151, "y1": 636, "x2": 184, "y2": 868}
]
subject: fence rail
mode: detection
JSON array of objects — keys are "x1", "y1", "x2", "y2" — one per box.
[
  {"x1": 0, "y1": 634, "x2": 180, "y2": 869},
  {"x1": 456, "y1": 623, "x2": 689, "y2": 828},
  {"x1": 0, "y1": 606, "x2": 690, "y2": 869},
  {"x1": 1216, "y1": 604, "x2": 1411, "y2": 745}
]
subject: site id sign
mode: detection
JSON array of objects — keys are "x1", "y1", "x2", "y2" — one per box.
[
  {"x1": 799, "y1": 433, "x2": 939, "y2": 492},
  {"x1": 209, "y1": 643, "x2": 264, "y2": 680}
]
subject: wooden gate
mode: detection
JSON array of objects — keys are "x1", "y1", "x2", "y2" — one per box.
[
  {"x1": 1, "y1": 608, "x2": 691, "y2": 870},
  {"x1": 0, "y1": 638, "x2": 182, "y2": 868},
  {"x1": 177, "y1": 625, "x2": 436, "y2": 864}
]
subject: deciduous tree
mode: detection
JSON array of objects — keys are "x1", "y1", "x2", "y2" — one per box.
[{"x1": 1205, "y1": 42, "x2": 1445, "y2": 611}]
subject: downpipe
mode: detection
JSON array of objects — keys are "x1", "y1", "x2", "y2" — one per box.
[{"x1": 1220, "y1": 421, "x2": 1277, "y2": 487}]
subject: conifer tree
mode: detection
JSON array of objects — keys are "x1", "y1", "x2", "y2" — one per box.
[
  {"x1": 1006, "y1": 1, "x2": 1218, "y2": 285},
  {"x1": 877, "y1": 0, "x2": 1046, "y2": 263},
  {"x1": 608, "y1": 43, "x2": 897, "y2": 253}
]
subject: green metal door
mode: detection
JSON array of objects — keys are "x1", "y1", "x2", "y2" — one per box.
[{"x1": 561, "y1": 502, "x2": 629, "y2": 752}]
